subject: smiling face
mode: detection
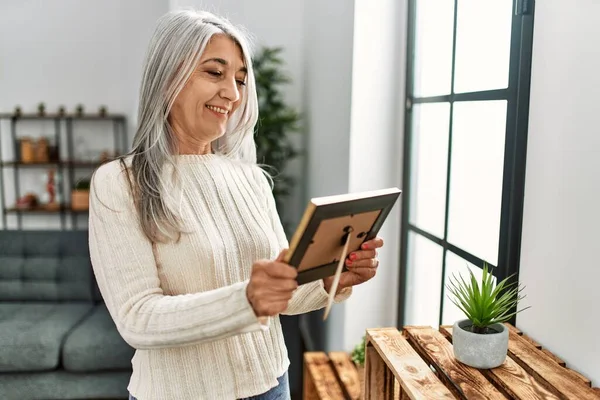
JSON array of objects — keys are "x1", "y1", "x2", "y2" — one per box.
[{"x1": 168, "y1": 34, "x2": 248, "y2": 154}]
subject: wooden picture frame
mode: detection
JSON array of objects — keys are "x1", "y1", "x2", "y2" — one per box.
[{"x1": 284, "y1": 187, "x2": 401, "y2": 285}]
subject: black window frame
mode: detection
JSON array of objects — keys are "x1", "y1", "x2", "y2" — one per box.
[{"x1": 397, "y1": 0, "x2": 536, "y2": 327}]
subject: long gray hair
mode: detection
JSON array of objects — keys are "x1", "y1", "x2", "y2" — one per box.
[{"x1": 121, "y1": 10, "x2": 259, "y2": 243}]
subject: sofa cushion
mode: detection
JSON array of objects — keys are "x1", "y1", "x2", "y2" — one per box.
[
  {"x1": 0, "y1": 303, "x2": 93, "y2": 372},
  {"x1": 0, "y1": 231, "x2": 94, "y2": 302},
  {"x1": 0, "y1": 370, "x2": 131, "y2": 400},
  {"x1": 63, "y1": 304, "x2": 134, "y2": 372}
]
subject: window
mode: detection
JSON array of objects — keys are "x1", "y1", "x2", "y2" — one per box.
[{"x1": 398, "y1": 0, "x2": 536, "y2": 327}]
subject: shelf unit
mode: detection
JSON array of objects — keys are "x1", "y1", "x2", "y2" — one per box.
[{"x1": 0, "y1": 113, "x2": 128, "y2": 230}]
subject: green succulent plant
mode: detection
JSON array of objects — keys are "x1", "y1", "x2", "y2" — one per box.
[{"x1": 446, "y1": 263, "x2": 530, "y2": 334}]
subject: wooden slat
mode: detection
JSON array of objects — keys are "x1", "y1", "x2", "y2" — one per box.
[
  {"x1": 329, "y1": 351, "x2": 361, "y2": 400},
  {"x1": 592, "y1": 387, "x2": 600, "y2": 396},
  {"x1": 366, "y1": 328, "x2": 455, "y2": 399},
  {"x1": 439, "y1": 326, "x2": 453, "y2": 341},
  {"x1": 303, "y1": 352, "x2": 345, "y2": 399},
  {"x1": 509, "y1": 328, "x2": 589, "y2": 385},
  {"x1": 521, "y1": 334, "x2": 543, "y2": 349},
  {"x1": 483, "y1": 356, "x2": 562, "y2": 399},
  {"x1": 504, "y1": 323, "x2": 522, "y2": 335},
  {"x1": 404, "y1": 326, "x2": 506, "y2": 399},
  {"x1": 505, "y1": 324, "x2": 542, "y2": 349},
  {"x1": 507, "y1": 329, "x2": 599, "y2": 399},
  {"x1": 438, "y1": 326, "x2": 561, "y2": 399},
  {"x1": 541, "y1": 349, "x2": 566, "y2": 367},
  {"x1": 569, "y1": 368, "x2": 593, "y2": 387},
  {"x1": 365, "y1": 344, "x2": 393, "y2": 400}
]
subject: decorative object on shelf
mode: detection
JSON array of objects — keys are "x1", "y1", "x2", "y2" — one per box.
[
  {"x1": 38, "y1": 169, "x2": 62, "y2": 209},
  {"x1": 35, "y1": 137, "x2": 49, "y2": 163},
  {"x1": 19, "y1": 137, "x2": 35, "y2": 163},
  {"x1": 58, "y1": 105, "x2": 66, "y2": 117},
  {"x1": 46, "y1": 169, "x2": 58, "y2": 207},
  {"x1": 17, "y1": 136, "x2": 54, "y2": 163},
  {"x1": 446, "y1": 263, "x2": 530, "y2": 369},
  {"x1": 16, "y1": 193, "x2": 39, "y2": 210},
  {"x1": 13, "y1": 106, "x2": 22, "y2": 118},
  {"x1": 71, "y1": 178, "x2": 91, "y2": 211},
  {"x1": 37, "y1": 102, "x2": 46, "y2": 116},
  {"x1": 45, "y1": 169, "x2": 62, "y2": 211},
  {"x1": 99, "y1": 105, "x2": 108, "y2": 117},
  {"x1": 75, "y1": 104, "x2": 84, "y2": 117},
  {"x1": 48, "y1": 136, "x2": 59, "y2": 162}
]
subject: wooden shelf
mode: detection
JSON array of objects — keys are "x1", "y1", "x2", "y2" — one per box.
[
  {"x1": 0, "y1": 110, "x2": 126, "y2": 230},
  {"x1": 1, "y1": 160, "x2": 104, "y2": 168},
  {"x1": 4, "y1": 205, "x2": 88, "y2": 214},
  {"x1": 0, "y1": 113, "x2": 125, "y2": 120}
]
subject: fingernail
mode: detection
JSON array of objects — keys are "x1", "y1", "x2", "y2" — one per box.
[
  {"x1": 349, "y1": 253, "x2": 357, "y2": 261},
  {"x1": 346, "y1": 260, "x2": 353, "y2": 266},
  {"x1": 362, "y1": 243, "x2": 370, "y2": 250}
]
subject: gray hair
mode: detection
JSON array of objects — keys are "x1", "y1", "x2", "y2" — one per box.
[{"x1": 121, "y1": 9, "x2": 259, "y2": 243}]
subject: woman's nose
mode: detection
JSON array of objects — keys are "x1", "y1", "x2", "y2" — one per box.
[{"x1": 219, "y1": 78, "x2": 240, "y2": 102}]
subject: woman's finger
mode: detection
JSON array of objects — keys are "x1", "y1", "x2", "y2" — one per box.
[
  {"x1": 276, "y1": 248, "x2": 288, "y2": 262},
  {"x1": 346, "y1": 266, "x2": 377, "y2": 280},
  {"x1": 348, "y1": 249, "x2": 377, "y2": 261},
  {"x1": 361, "y1": 237, "x2": 384, "y2": 250},
  {"x1": 346, "y1": 258, "x2": 379, "y2": 268}
]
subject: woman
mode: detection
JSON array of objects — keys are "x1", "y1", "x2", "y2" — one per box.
[{"x1": 89, "y1": 9, "x2": 384, "y2": 400}]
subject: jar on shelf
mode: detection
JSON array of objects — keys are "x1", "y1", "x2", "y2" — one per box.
[
  {"x1": 48, "y1": 136, "x2": 59, "y2": 162},
  {"x1": 36, "y1": 137, "x2": 49, "y2": 163},
  {"x1": 19, "y1": 137, "x2": 35, "y2": 163}
]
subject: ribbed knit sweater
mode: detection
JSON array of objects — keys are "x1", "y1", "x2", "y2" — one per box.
[{"x1": 88, "y1": 154, "x2": 351, "y2": 399}]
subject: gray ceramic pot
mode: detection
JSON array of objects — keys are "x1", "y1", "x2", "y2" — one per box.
[{"x1": 453, "y1": 319, "x2": 509, "y2": 369}]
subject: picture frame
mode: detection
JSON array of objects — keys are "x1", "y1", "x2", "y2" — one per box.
[{"x1": 284, "y1": 187, "x2": 402, "y2": 285}]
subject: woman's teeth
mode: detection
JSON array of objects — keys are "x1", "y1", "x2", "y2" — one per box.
[{"x1": 206, "y1": 105, "x2": 228, "y2": 114}]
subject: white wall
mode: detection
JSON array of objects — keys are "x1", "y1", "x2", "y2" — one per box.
[
  {"x1": 0, "y1": 0, "x2": 168, "y2": 229},
  {"x1": 518, "y1": 0, "x2": 600, "y2": 385},
  {"x1": 301, "y1": 0, "x2": 356, "y2": 350},
  {"x1": 344, "y1": 0, "x2": 407, "y2": 350}
]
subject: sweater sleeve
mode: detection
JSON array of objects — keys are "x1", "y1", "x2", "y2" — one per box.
[
  {"x1": 88, "y1": 161, "x2": 268, "y2": 350},
  {"x1": 253, "y1": 167, "x2": 352, "y2": 316}
]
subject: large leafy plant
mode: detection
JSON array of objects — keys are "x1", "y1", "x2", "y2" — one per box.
[
  {"x1": 253, "y1": 47, "x2": 302, "y2": 233},
  {"x1": 446, "y1": 263, "x2": 529, "y2": 334}
]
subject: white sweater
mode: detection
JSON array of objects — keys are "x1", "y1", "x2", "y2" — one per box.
[{"x1": 88, "y1": 154, "x2": 351, "y2": 399}]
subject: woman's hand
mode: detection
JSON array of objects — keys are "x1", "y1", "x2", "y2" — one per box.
[
  {"x1": 246, "y1": 250, "x2": 298, "y2": 317},
  {"x1": 323, "y1": 237, "x2": 384, "y2": 293}
]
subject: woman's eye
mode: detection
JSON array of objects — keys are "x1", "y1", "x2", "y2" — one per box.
[
  {"x1": 207, "y1": 71, "x2": 222, "y2": 77},
  {"x1": 236, "y1": 80, "x2": 246, "y2": 87}
]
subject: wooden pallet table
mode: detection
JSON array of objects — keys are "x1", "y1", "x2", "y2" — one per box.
[{"x1": 303, "y1": 324, "x2": 600, "y2": 399}]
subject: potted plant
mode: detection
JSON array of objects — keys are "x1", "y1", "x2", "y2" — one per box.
[
  {"x1": 446, "y1": 263, "x2": 529, "y2": 369},
  {"x1": 71, "y1": 178, "x2": 91, "y2": 210},
  {"x1": 253, "y1": 46, "x2": 302, "y2": 234},
  {"x1": 351, "y1": 335, "x2": 366, "y2": 391}
]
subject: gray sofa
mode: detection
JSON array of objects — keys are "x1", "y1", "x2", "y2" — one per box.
[{"x1": 0, "y1": 230, "x2": 134, "y2": 400}]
